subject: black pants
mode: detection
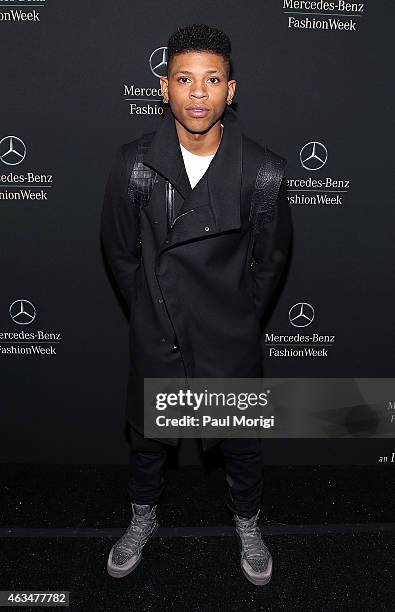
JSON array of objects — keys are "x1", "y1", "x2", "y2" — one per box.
[{"x1": 126, "y1": 427, "x2": 264, "y2": 519}]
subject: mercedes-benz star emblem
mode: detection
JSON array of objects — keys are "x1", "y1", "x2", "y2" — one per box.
[
  {"x1": 300, "y1": 142, "x2": 328, "y2": 171},
  {"x1": 149, "y1": 47, "x2": 168, "y2": 78},
  {"x1": 9, "y1": 299, "x2": 36, "y2": 325},
  {"x1": 0, "y1": 136, "x2": 27, "y2": 166},
  {"x1": 289, "y1": 302, "x2": 315, "y2": 327}
]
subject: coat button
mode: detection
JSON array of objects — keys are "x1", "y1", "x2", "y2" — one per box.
[
  {"x1": 158, "y1": 298, "x2": 164, "y2": 303},
  {"x1": 160, "y1": 337, "x2": 166, "y2": 343},
  {"x1": 172, "y1": 344, "x2": 179, "y2": 352},
  {"x1": 204, "y1": 226, "x2": 210, "y2": 231}
]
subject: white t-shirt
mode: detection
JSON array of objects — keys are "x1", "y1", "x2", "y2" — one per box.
[{"x1": 179, "y1": 124, "x2": 224, "y2": 189}]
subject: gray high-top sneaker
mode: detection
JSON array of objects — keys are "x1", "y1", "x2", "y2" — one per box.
[
  {"x1": 234, "y1": 509, "x2": 272, "y2": 585},
  {"x1": 107, "y1": 503, "x2": 158, "y2": 578}
]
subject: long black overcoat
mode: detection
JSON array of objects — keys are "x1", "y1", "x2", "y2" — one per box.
[{"x1": 101, "y1": 106, "x2": 292, "y2": 451}]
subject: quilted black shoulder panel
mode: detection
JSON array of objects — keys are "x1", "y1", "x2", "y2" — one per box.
[
  {"x1": 249, "y1": 147, "x2": 286, "y2": 232},
  {"x1": 127, "y1": 132, "x2": 158, "y2": 211}
]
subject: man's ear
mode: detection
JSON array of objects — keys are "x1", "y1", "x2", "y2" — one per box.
[
  {"x1": 160, "y1": 76, "x2": 168, "y2": 100},
  {"x1": 227, "y1": 79, "x2": 236, "y2": 105}
]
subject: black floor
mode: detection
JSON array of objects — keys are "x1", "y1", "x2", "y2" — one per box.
[{"x1": 0, "y1": 464, "x2": 394, "y2": 611}]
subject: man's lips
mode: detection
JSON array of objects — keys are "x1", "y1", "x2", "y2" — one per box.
[{"x1": 185, "y1": 107, "x2": 210, "y2": 118}]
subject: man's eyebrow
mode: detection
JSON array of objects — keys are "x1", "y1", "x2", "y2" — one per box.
[{"x1": 172, "y1": 69, "x2": 224, "y2": 76}]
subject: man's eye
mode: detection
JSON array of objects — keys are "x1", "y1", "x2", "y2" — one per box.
[{"x1": 176, "y1": 77, "x2": 220, "y2": 84}]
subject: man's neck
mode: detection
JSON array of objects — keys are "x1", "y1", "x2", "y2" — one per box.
[{"x1": 175, "y1": 118, "x2": 223, "y2": 157}]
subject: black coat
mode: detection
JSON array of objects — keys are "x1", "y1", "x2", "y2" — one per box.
[{"x1": 101, "y1": 106, "x2": 293, "y2": 451}]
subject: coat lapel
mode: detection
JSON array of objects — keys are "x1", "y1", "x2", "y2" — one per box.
[
  {"x1": 143, "y1": 106, "x2": 192, "y2": 200},
  {"x1": 143, "y1": 105, "x2": 243, "y2": 251}
]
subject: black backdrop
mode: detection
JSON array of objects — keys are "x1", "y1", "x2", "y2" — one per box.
[{"x1": 1, "y1": 0, "x2": 394, "y2": 464}]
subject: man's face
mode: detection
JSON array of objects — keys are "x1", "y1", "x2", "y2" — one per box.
[{"x1": 160, "y1": 51, "x2": 236, "y2": 134}]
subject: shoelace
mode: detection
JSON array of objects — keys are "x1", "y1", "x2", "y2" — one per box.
[
  {"x1": 117, "y1": 514, "x2": 155, "y2": 554},
  {"x1": 236, "y1": 517, "x2": 269, "y2": 561}
]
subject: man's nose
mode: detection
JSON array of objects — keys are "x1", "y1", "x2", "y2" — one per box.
[{"x1": 190, "y1": 83, "x2": 208, "y2": 98}]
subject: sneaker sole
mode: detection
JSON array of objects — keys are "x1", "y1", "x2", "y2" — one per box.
[
  {"x1": 241, "y1": 555, "x2": 272, "y2": 586},
  {"x1": 106, "y1": 522, "x2": 158, "y2": 578},
  {"x1": 107, "y1": 551, "x2": 142, "y2": 578}
]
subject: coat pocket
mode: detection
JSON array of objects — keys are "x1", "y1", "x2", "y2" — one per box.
[
  {"x1": 244, "y1": 275, "x2": 261, "y2": 332},
  {"x1": 128, "y1": 269, "x2": 142, "y2": 324}
]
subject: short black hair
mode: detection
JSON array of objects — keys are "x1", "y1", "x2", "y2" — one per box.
[{"x1": 167, "y1": 24, "x2": 232, "y2": 78}]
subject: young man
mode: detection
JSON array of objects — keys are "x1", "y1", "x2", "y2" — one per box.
[{"x1": 101, "y1": 24, "x2": 292, "y2": 586}]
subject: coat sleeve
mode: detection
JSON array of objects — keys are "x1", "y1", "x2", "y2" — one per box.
[
  {"x1": 100, "y1": 143, "x2": 141, "y2": 311},
  {"x1": 251, "y1": 176, "x2": 293, "y2": 328}
]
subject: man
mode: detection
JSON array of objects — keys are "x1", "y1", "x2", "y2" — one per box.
[{"x1": 101, "y1": 24, "x2": 292, "y2": 586}]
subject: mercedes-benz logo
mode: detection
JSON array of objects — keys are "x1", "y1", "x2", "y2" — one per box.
[
  {"x1": 300, "y1": 142, "x2": 327, "y2": 171},
  {"x1": 149, "y1": 47, "x2": 168, "y2": 78},
  {"x1": 9, "y1": 299, "x2": 36, "y2": 325},
  {"x1": 0, "y1": 136, "x2": 27, "y2": 166},
  {"x1": 289, "y1": 302, "x2": 315, "y2": 327}
]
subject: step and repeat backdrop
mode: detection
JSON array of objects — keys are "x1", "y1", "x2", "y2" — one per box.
[{"x1": 1, "y1": 1, "x2": 394, "y2": 464}]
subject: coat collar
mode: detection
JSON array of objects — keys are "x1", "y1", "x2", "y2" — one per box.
[{"x1": 143, "y1": 105, "x2": 242, "y2": 240}]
